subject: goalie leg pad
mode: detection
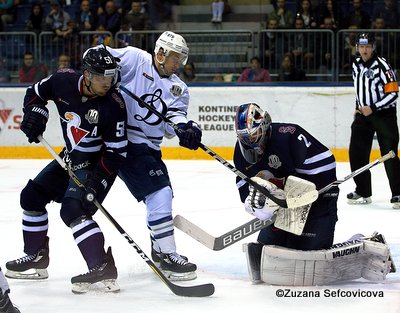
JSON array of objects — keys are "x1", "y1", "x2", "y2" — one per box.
[
  {"x1": 243, "y1": 242, "x2": 263, "y2": 283},
  {"x1": 260, "y1": 234, "x2": 392, "y2": 286}
]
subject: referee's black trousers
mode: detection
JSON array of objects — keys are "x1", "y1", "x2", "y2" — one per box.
[{"x1": 349, "y1": 108, "x2": 400, "y2": 198}]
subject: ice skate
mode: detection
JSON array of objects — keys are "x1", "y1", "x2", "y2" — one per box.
[
  {"x1": 71, "y1": 247, "x2": 119, "y2": 294},
  {"x1": 347, "y1": 191, "x2": 371, "y2": 205},
  {"x1": 0, "y1": 290, "x2": 21, "y2": 313},
  {"x1": 5, "y1": 238, "x2": 49, "y2": 280},
  {"x1": 390, "y1": 195, "x2": 400, "y2": 209},
  {"x1": 159, "y1": 252, "x2": 197, "y2": 281}
]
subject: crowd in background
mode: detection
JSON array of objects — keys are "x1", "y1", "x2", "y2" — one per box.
[{"x1": 0, "y1": 0, "x2": 399, "y2": 84}]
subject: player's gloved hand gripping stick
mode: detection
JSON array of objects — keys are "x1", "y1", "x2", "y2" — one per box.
[{"x1": 118, "y1": 85, "x2": 318, "y2": 209}]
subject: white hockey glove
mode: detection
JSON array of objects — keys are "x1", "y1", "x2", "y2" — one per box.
[{"x1": 244, "y1": 176, "x2": 285, "y2": 221}]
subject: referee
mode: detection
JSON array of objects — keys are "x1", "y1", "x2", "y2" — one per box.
[{"x1": 348, "y1": 32, "x2": 400, "y2": 209}]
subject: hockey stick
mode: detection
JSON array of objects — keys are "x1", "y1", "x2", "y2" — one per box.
[
  {"x1": 38, "y1": 135, "x2": 214, "y2": 297},
  {"x1": 174, "y1": 150, "x2": 396, "y2": 250},
  {"x1": 118, "y1": 85, "x2": 317, "y2": 209}
]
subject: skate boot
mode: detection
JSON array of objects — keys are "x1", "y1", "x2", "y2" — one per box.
[
  {"x1": 347, "y1": 192, "x2": 371, "y2": 205},
  {"x1": 243, "y1": 242, "x2": 263, "y2": 283},
  {"x1": 0, "y1": 290, "x2": 21, "y2": 313},
  {"x1": 390, "y1": 195, "x2": 400, "y2": 209},
  {"x1": 159, "y1": 252, "x2": 197, "y2": 281},
  {"x1": 5, "y1": 237, "x2": 49, "y2": 280},
  {"x1": 71, "y1": 247, "x2": 119, "y2": 294},
  {"x1": 150, "y1": 238, "x2": 188, "y2": 265}
]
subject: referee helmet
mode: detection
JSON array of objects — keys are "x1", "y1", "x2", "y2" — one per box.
[{"x1": 356, "y1": 33, "x2": 376, "y2": 50}]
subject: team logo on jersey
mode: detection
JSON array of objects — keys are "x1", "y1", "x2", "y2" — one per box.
[
  {"x1": 267, "y1": 154, "x2": 282, "y2": 169},
  {"x1": 134, "y1": 90, "x2": 166, "y2": 126},
  {"x1": 62, "y1": 112, "x2": 89, "y2": 151},
  {"x1": 85, "y1": 109, "x2": 99, "y2": 124},
  {"x1": 170, "y1": 85, "x2": 182, "y2": 97},
  {"x1": 365, "y1": 69, "x2": 374, "y2": 79},
  {"x1": 142, "y1": 72, "x2": 154, "y2": 81}
]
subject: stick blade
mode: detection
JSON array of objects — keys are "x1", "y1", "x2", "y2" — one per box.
[
  {"x1": 169, "y1": 282, "x2": 215, "y2": 297},
  {"x1": 174, "y1": 215, "x2": 216, "y2": 249}
]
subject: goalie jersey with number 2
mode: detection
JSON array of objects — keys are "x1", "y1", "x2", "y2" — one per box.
[{"x1": 234, "y1": 103, "x2": 338, "y2": 251}]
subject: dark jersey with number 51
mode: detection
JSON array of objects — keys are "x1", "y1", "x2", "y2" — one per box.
[
  {"x1": 23, "y1": 70, "x2": 127, "y2": 174},
  {"x1": 234, "y1": 122, "x2": 337, "y2": 202}
]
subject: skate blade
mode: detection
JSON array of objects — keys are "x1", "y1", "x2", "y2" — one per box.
[
  {"x1": 393, "y1": 203, "x2": 400, "y2": 210},
  {"x1": 347, "y1": 198, "x2": 371, "y2": 205},
  {"x1": 161, "y1": 270, "x2": 197, "y2": 281},
  {"x1": 72, "y1": 279, "x2": 120, "y2": 294},
  {"x1": 5, "y1": 268, "x2": 48, "y2": 280}
]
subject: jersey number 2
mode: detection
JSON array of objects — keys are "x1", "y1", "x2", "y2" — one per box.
[{"x1": 297, "y1": 134, "x2": 311, "y2": 147}]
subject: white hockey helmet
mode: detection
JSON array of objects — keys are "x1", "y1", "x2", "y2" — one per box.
[{"x1": 154, "y1": 31, "x2": 189, "y2": 65}]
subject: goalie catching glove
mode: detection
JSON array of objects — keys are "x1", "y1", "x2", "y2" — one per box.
[
  {"x1": 176, "y1": 120, "x2": 202, "y2": 150},
  {"x1": 20, "y1": 104, "x2": 49, "y2": 143}
]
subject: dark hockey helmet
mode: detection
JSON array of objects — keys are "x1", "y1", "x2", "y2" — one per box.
[
  {"x1": 235, "y1": 103, "x2": 271, "y2": 164},
  {"x1": 356, "y1": 33, "x2": 375, "y2": 49},
  {"x1": 82, "y1": 46, "x2": 118, "y2": 77}
]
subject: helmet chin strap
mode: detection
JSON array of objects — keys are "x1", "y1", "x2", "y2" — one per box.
[
  {"x1": 155, "y1": 54, "x2": 169, "y2": 76},
  {"x1": 83, "y1": 73, "x2": 100, "y2": 97}
]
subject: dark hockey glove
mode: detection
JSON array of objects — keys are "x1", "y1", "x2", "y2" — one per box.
[
  {"x1": 20, "y1": 104, "x2": 49, "y2": 143},
  {"x1": 82, "y1": 170, "x2": 109, "y2": 215},
  {"x1": 176, "y1": 120, "x2": 202, "y2": 150}
]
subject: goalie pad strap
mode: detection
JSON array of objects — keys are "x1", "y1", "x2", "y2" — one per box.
[{"x1": 260, "y1": 237, "x2": 391, "y2": 286}]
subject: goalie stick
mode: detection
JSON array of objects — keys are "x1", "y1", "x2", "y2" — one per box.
[
  {"x1": 118, "y1": 85, "x2": 317, "y2": 209},
  {"x1": 38, "y1": 135, "x2": 214, "y2": 298},
  {"x1": 174, "y1": 150, "x2": 396, "y2": 250}
]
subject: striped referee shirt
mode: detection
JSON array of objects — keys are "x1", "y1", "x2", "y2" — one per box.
[{"x1": 352, "y1": 54, "x2": 399, "y2": 111}]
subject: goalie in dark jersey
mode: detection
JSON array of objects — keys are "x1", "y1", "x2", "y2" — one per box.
[{"x1": 5, "y1": 46, "x2": 128, "y2": 293}]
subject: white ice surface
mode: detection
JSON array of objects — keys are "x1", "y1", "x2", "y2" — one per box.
[{"x1": 0, "y1": 159, "x2": 399, "y2": 313}]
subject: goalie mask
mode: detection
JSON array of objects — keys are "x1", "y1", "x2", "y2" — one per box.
[
  {"x1": 235, "y1": 103, "x2": 271, "y2": 164},
  {"x1": 154, "y1": 31, "x2": 189, "y2": 65}
]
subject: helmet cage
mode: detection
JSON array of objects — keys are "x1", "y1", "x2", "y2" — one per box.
[{"x1": 154, "y1": 31, "x2": 189, "y2": 65}]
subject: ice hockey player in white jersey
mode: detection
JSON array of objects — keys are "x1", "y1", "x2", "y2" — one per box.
[
  {"x1": 99, "y1": 31, "x2": 202, "y2": 280},
  {"x1": 0, "y1": 267, "x2": 20, "y2": 313}
]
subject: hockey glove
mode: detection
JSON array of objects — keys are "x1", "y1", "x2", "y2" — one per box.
[
  {"x1": 82, "y1": 170, "x2": 109, "y2": 215},
  {"x1": 176, "y1": 120, "x2": 202, "y2": 150},
  {"x1": 244, "y1": 176, "x2": 285, "y2": 221},
  {"x1": 20, "y1": 104, "x2": 49, "y2": 143}
]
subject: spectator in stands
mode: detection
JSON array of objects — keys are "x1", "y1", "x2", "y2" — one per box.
[
  {"x1": 372, "y1": 0, "x2": 398, "y2": 29},
  {"x1": 278, "y1": 52, "x2": 306, "y2": 81},
  {"x1": 0, "y1": 0, "x2": 20, "y2": 31},
  {"x1": 341, "y1": 24, "x2": 359, "y2": 73},
  {"x1": 343, "y1": 0, "x2": 370, "y2": 29},
  {"x1": 0, "y1": 58, "x2": 10, "y2": 84},
  {"x1": 179, "y1": 62, "x2": 197, "y2": 83},
  {"x1": 26, "y1": 2, "x2": 44, "y2": 34},
  {"x1": 297, "y1": 0, "x2": 317, "y2": 29},
  {"x1": 18, "y1": 52, "x2": 48, "y2": 84},
  {"x1": 238, "y1": 56, "x2": 272, "y2": 83},
  {"x1": 57, "y1": 53, "x2": 71, "y2": 70},
  {"x1": 316, "y1": 0, "x2": 342, "y2": 30},
  {"x1": 262, "y1": 17, "x2": 285, "y2": 71},
  {"x1": 268, "y1": 0, "x2": 294, "y2": 29},
  {"x1": 289, "y1": 14, "x2": 314, "y2": 68},
  {"x1": 124, "y1": 1, "x2": 152, "y2": 30},
  {"x1": 122, "y1": 1, "x2": 152, "y2": 47},
  {"x1": 75, "y1": 0, "x2": 95, "y2": 31},
  {"x1": 211, "y1": 0, "x2": 224, "y2": 23},
  {"x1": 96, "y1": 0, "x2": 121, "y2": 35},
  {"x1": 44, "y1": 0, "x2": 72, "y2": 41},
  {"x1": 92, "y1": 24, "x2": 113, "y2": 47}
]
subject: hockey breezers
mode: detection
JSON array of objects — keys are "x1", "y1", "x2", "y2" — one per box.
[
  {"x1": 174, "y1": 150, "x2": 396, "y2": 250},
  {"x1": 38, "y1": 135, "x2": 214, "y2": 297},
  {"x1": 118, "y1": 85, "x2": 316, "y2": 209}
]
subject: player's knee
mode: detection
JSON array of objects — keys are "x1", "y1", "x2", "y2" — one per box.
[
  {"x1": 145, "y1": 186, "x2": 173, "y2": 219},
  {"x1": 60, "y1": 197, "x2": 88, "y2": 227},
  {"x1": 20, "y1": 179, "x2": 51, "y2": 213}
]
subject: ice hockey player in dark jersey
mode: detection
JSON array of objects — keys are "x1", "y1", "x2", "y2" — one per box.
[
  {"x1": 234, "y1": 103, "x2": 339, "y2": 275},
  {"x1": 5, "y1": 46, "x2": 127, "y2": 293}
]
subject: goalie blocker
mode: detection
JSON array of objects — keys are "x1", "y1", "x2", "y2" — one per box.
[{"x1": 243, "y1": 232, "x2": 394, "y2": 286}]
